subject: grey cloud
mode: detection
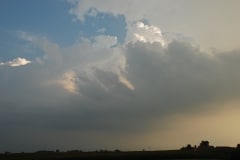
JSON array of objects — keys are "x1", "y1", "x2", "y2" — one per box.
[
  {"x1": 126, "y1": 41, "x2": 238, "y2": 111},
  {"x1": 1, "y1": 37, "x2": 240, "y2": 151}
]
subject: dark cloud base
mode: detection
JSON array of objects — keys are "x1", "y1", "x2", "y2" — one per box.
[{"x1": 1, "y1": 40, "x2": 240, "y2": 152}]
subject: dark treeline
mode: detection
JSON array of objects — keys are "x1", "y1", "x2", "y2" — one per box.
[{"x1": 1, "y1": 141, "x2": 240, "y2": 160}]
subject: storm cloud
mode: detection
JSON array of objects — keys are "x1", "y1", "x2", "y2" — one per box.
[
  {"x1": 1, "y1": 1, "x2": 240, "y2": 151},
  {"x1": 1, "y1": 27, "x2": 240, "y2": 151}
]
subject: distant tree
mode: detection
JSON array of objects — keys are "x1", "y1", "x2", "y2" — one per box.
[
  {"x1": 199, "y1": 141, "x2": 209, "y2": 148},
  {"x1": 237, "y1": 144, "x2": 240, "y2": 149},
  {"x1": 186, "y1": 144, "x2": 192, "y2": 149},
  {"x1": 198, "y1": 140, "x2": 214, "y2": 150},
  {"x1": 100, "y1": 149, "x2": 108, "y2": 152},
  {"x1": 114, "y1": 149, "x2": 121, "y2": 152},
  {"x1": 4, "y1": 151, "x2": 11, "y2": 155},
  {"x1": 181, "y1": 144, "x2": 194, "y2": 150}
]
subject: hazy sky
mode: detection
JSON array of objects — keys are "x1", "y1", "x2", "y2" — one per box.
[{"x1": 1, "y1": 0, "x2": 240, "y2": 152}]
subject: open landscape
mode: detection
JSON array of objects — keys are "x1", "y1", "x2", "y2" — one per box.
[
  {"x1": 1, "y1": 149, "x2": 240, "y2": 160},
  {"x1": 1, "y1": 1, "x2": 240, "y2": 159},
  {"x1": 2, "y1": 141, "x2": 240, "y2": 160}
]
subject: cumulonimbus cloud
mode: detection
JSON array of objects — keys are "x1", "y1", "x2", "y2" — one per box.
[
  {"x1": 0, "y1": 57, "x2": 31, "y2": 67},
  {"x1": 2, "y1": 1, "x2": 240, "y2": 152},
  {"x1": 2, "y1": 4, "x2": 240, "y2": 150}
]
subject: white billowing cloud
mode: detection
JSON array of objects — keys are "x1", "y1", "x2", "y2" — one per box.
[
  {"x1": 77, "y1": 44, "x2": 135, "y2": 92},
  {"x1": 74, "y1": 35, "x2": 135, "y2": 92},
  {"x1": 126, "y1": 21, "x2": 165, "y2": 46},
  {"x1": 0, "y1": 57, "x2": 31, "y2": 67},
  {"x1": 18, "y1": 32, "x2": 134, "y2": 94},
  {"x1": 68, "y1": 0, "x2": 240, "y2": 52}
]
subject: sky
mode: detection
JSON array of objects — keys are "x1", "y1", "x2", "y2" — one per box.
[{"x1": 1, "y1": 0, "x2": 240, "y2": 152}]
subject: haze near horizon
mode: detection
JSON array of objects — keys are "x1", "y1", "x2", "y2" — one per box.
[{"x1": 1, "y1": 0, "x2": 240, "y2": 152}]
